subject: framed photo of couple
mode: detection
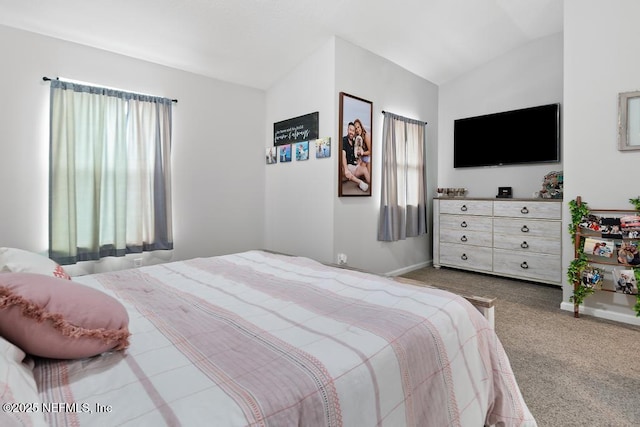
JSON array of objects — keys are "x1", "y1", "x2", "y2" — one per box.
[{"x1": 338, "y1": 92, "x2": 372, "y2": 197}]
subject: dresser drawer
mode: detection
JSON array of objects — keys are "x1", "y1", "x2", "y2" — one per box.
[
  {"x1": 493, "y1": 201, "x2": 561, "y2": 219},
  {"x1": 493, "y1": 218, "x2": 561, "y2": 238},
  {"x1": 439, "y1": 199, "x2": 493, "y2": 216},
  {"x1": 440, "y1": 244, "x2": 493, "y2": 271},
  {"x1": 439, "y1": 214, "x2": 493, "y2": 232},
  {"x1": 493, "y1": 234, "x2": 561, "y2": 255},
  {"x1": 440, "y1": 229, "x2": 493, "y2": 247},
  {"x1": 493, "y1": 249, "x2": 561, "y2": 283}
]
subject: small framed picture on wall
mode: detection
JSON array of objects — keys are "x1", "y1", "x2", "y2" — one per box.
[
  {"x1": 314, "y1": 137, "x2": 331, "y2": 158},
  {"x1": 265, "y1": 146, "x2": 277, "y2": 164},
  {"x1": 279, "y1": 144, "x2": 292, "y2": 163},
  {"x1": 295, "y1": 141, "x2": 309, "y2": 161}
]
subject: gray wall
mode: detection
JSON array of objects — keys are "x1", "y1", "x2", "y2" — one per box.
[
  {"x1": 264, "y1": 39, "x2": 336, "y2": 264},
  {"x1": 438, "y1": 32, "x2": 564, "y2": 199},
  {"x1": 0, "y1": 24, "x2": 266, "y2": 264},
  {"x1": 333, "y1": 38, "x2": 439, "y2": 275},
  {"x1": 561, "y1": 0, "x2": 640, "y2": 325},
  {"x1": 264, "y1": 37, "x2": 439, "y2": 275}
]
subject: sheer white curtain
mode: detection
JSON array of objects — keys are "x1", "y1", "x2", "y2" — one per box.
[
  {"x1": 49, "y1": 80, "x2": 173, "y2": 265},
  {"x1": 378, "y1": 112, "x2": 427, "y2": 241}
]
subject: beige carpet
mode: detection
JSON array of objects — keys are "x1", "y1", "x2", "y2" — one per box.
[{"x1": 401, "y1": 266, "x2": 640, "y2": 427}]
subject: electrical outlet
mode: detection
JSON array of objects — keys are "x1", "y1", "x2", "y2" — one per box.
[
  {"x1": 134, "y1": 258, "x2": 143, "y2": 268},
  {"x1": 337, "y1": 253, "x2": 347, "y2": 265}
]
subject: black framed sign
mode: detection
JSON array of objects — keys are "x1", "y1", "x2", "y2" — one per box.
[{"x1": 273, "y1": 112, "x2": 319, "y2": 146}]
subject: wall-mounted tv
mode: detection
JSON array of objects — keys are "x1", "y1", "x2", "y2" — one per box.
[{"x1": 453, "y1": 103, "x2": 560, "y2": 168}]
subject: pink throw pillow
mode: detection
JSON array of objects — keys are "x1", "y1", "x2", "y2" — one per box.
[{"x1": 0, "y1": 273, "x2": 130, "y2": 359}]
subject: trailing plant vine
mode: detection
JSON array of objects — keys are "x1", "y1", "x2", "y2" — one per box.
[
  {"x1": 568, "y1": 198, "x2": 593, "y2": 307},
  {"x1": 568, "y1": 198, "x2": 590, "y2": 245},
  {"x1": 568, "y1": 253, "x2": 593, "y2": 305},
  {"x1": 567, "y1": 252, "x2": 588, "y2": 288},
  {"x1": 635, "y1": 269, "x2": 640, "y2": 317},
  {"x1": 631, "y1": 198, "x2": 640, "y2": 316}
]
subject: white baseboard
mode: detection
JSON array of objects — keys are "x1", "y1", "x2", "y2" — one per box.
[
  {"x1": 560, "y1": 301, "x2": 640, "y2": 326},
  {"x1": 385, "y1": 260, "x2": 433, "y2": 277}
]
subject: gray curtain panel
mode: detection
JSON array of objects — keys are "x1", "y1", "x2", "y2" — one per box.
[{"x1": 378, "y1": 112, "x2": 427, "y2": 242}]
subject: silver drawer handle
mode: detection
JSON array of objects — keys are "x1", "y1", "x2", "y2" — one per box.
[
  {"x1": 521, "y1": 207, "x2": 529, "y2": 214},
  {"x1": 461, "y1": 254, "x2": 468, "y2": 261},
  {"x1": 460, "y1": 235, "x2": 468, "y2": 242},
  {"x1": 520, "y1": 261, "x2": 529, "y2": 269},
  {"x1": 460, "y1": 205, "x2": 468, "y2": 212},
  {"x1": 460, "y1": 221, "x2": 468, "y2": 228},
  {"x1": 521, "y1": 241, "x2": 529, "y2": 249},
  {"x1": 521, "y1": 225, "x2": 529, "y2": 233}
]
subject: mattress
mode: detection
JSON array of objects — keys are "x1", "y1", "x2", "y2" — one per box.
[{"x1": 31, "y1": 250, "x2": 536, "y2": 426}]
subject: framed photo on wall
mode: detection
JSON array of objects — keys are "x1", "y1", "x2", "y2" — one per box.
[
  {"x1": 338, "y1": 92, "x2": 372, "y2": 197},
  {"x1": 314, "y1": 137, "x2": 331, "y2": 159},
  {"x1": 279, "y1": 144, "x2": 292, "y2": 163}
]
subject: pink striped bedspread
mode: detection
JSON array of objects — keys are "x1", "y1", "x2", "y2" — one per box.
[{"x1": 34, "y1": 250, "x2": 536, "y2": 426}]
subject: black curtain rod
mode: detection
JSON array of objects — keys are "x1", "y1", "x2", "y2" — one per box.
[
  {"x1": 42, "y1": 76, "x2": 178, "y2": 103},
  {"x1": 381, "y1": 110, "x2": 427, "y2": 125}
]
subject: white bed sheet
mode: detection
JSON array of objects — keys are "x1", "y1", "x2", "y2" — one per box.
[{"x1": 33, "y1": 250, "x2": 536, "y2": 426}]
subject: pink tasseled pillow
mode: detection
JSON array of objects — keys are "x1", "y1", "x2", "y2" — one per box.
[{"x1": 0, "y1": 273, "x2": 130, "y2": 359}]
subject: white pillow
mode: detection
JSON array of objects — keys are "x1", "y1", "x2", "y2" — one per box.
[
  {"x1": 0, "y1": 247, "x2": 70, "y2": 280},
  {"x1": 0, "y1": 336, "x2": 47, "y2": 427}
]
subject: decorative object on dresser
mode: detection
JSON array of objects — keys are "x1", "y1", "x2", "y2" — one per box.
[
  {"x1": 535, "y1": 170, "x2": 563, "y2": 199},
  {"x1": 496, "y1": 187, "x2": 512, "y2": 198},
  {"x1": 433, "y1": 198, "x2": 562, "y2": 285},
  {"x1": 436, "y1": 187, "x2": 467, "y2": 197},
  {"x1": 568, "y1": 196, "x2": 640, "y2": 318}
]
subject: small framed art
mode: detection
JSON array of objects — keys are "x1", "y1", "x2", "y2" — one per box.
[
  {"x1": 314, "y1": 137, "x2": 331, "y2": 159},
  {"x1": 279, "y1": 144, "x2": 292, "y2": 163}
]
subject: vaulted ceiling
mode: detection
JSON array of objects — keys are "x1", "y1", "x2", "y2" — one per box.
[{"x1": 0, "y1": 0, "x2": 563, "y2": 90}]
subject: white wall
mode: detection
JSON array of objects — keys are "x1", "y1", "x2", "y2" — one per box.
[
  {"x1": 333, "y1": 38, "x2": 439, "y2": 275},
  {"x1": 562, "y1": 0, "x2": 640, "y2": 324},
  {"x1": 0, "y1": 25, "x2": 266, "y2": 266},
  {"x1": 438, "y1": 33, "x2": 563, "y2": 199},
  {"x1": 264, "y1": 38, "x2": 336, "y2": 263},
  {"x1": 265, "y1": 37, "x2": 439, "y2": 274},
  {"x1": 1, "y1": 25, "x2": 439, "y2": 277}
]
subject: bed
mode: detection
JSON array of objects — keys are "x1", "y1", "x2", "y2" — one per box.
[{"x1": 1, "y1": 249, "x2": 536, "y2": 426}]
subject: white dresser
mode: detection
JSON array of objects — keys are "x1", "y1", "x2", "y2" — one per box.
[{"x1": 433, "y1": 198, "x2": 562, "y2": 285}]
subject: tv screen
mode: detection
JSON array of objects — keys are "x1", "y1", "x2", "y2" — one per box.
[{"x1": 453, "y1": 103, "x2": 560, "y2": 168}]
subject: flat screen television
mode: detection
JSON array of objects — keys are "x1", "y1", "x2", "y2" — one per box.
[{"x1": 453, "y1": 103, "x2": 560, "y2": 168}]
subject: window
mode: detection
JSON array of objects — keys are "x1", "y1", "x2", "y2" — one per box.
[
  {"x1": 378, "y1": 112, "x2": 427, "y2": 241},
  {"x1": 48, "y1": 80, "x2": 173, "y2": 264}
]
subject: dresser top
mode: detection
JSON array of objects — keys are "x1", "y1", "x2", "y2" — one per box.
[{"x1": 434, "y1": 197, "x2": 562, "y2": 202}]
